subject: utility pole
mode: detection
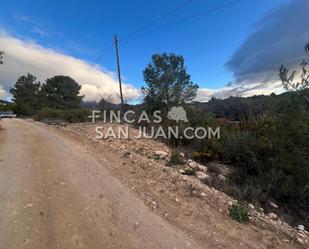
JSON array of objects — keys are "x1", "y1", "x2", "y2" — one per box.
[{"x1": 114, "y1": 35, "x2": 124, "y2": 108}]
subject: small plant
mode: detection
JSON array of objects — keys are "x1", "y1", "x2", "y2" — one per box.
[
  {"x1": 166, "y1": 152, "x2": 185, "y2": 167},
  {"x1": 228, "y1": 204, "x2": 249, "y2": 223},
  {"x1": 183, "y1": 168, "x2": 195, "y2": 175}
]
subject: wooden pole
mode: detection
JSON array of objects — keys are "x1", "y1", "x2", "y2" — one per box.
[{"x1": 114, "y1": 35, "x2": 124, "y2": 108}]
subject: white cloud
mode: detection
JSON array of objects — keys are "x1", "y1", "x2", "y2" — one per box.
[
  {"x1": 194, "y1": 0, "x2": 309, "y2": 102},
  {"x1": 0, "y1": 30, "x2": 140, "y2": 102},
  {"x1": 196, "y1": 80, "x2": 286, "y2": 102},
  {"x1": 223, "y1": 0, "x2": 309, "y2": 98},
  {"x1": 0, "y1": 85, "x2": 6, "y2": 98}
]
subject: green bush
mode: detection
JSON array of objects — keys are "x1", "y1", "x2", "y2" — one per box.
[
  {"x1": 229, "y1": 204, "x2": 249, "y2": 223},
  {"x1": 166, "y1": 151, "x2": 185, "y2": 167},
  {"x1": 62, "y1": 109, "x2": 91, "y2": 123},
  {"x1": 221, "y1": 111, "x2": 309, "y2": 213},
  {"x1": 182, "y1": 168, "x2": 196, "y2": 176},
  {"x1": 35, "y1": 108, "x2": 90, "y2": 123}
]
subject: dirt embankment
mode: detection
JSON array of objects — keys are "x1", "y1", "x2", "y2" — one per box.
[{"x1": 59, "y1": 122, "x2": 308, "y2": 249}]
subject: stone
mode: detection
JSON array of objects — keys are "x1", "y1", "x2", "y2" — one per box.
[
  {"x1": 217, "y1": 174, "x2": 226, "y2": 182},
  {"x1": 269, "y1": 202, "x2": 278, "y2": 208},
  {"x1": 182, "y1": 176, "x2": 189, "y2": 181},
  {"x1": 187, "y1": 159, "x2": 197, "y2": 169},
  {"x1": 297, "y1": 232, "x2": 305, "y2": 238},
  {"x1": 297, "y1": 225, "x2": 305, "y2": 231},
  {"x1": 297, "y1": 238, "x2": 304, "y2": 244},
  {"x1": 248, "y1": 203, "x2": 255, "y2": 210},
  {"x1": 228, "y1": 200, "x2": 233, "y2": 206},
  {"x1": 179, "y1": 169, "x2": 185, "y2": 174},
  {"x1": 196, "y1": 163, "x2": 208, "y2": 173},
  {"x1": 267, "y1": 212, "x2": 278, "y2": 220},
  {"x1": 24, "y1": 203, "x2": 34, "y2": 208},
  {"x1": 179, "y1": 152, "x2": 185, "y2": 158},
  {"x1": 195, "y1": 171, "x2": 209, "y2": 181},
  {"x1": 154, "y1": 151, "x2": 167, "y2": 159}
]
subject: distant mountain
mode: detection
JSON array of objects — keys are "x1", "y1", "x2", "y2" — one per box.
[
  {"x1": 80, "y1": 101, "x2": 98, "y2": 109},
  {"x1": 191, "y1": 89, "x2": 309, "y2": 121},
  {"x1": 80, "y1": 89, "x2": 309, "y2": 120}
]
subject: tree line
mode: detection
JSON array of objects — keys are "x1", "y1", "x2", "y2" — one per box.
[{"x1": 9, "y1": 74, "x2": 83, "y2": 116}]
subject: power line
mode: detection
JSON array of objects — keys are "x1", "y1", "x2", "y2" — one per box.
[
  {"x1": 91, "y1": 0, "x2": 195, "y2": 66},
  {"x1": 91, "y1": 0, "x2": 246, "y2": 67},
  {"x1": 119, "y1": 0, "x2": 195, "y2": 42},
  {"x1": 90, "y1": 42, "x2": 114, "y2": 68},
  {"x1": 121, "y1": 0, "x2": 246, "y2": 40}
]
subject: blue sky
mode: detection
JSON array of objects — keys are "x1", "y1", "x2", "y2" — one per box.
[{"x1": 1, "y1": 0, "x2": 307, "y2": 101}]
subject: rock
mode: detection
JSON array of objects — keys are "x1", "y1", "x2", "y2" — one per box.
[
  {"x1": 179, "y1": 169, "x2": 185, "y2": 174},
  {"x1": 297, "y1": 232, "x2": 305, "y2": 238},
  {"x1": 269, "y1": 201, "x2": 278, "y2": 208},
  {"x1": 267, "y1": 212, "x2": 278, "y2": 220},
  {"x1": 217, "y1": 174, "x2": 226, "y2": 182},
  {"x1": 187, "y1": 159, "x2": 197, "y2": 169},
  {"x1": 297, "y1": 225, "x2": 305, "y2": 231},
  {"x1": 196, "y1": 163, "x2": 208, "y2": 173},
  {"x1": 179, "y1": 152, "x2": 185, "y2": 158},
  {"x1": 248, "y1": 203, "x2": 255, "y2": 210},
  {"x1": 200, "y1": 192, "x2": 207, "y2": 197},
  {"x1": 297, "y1": 238, "x2": 304, "y2": 244},
  {"x1": 182, "y1": 176, "x2": 188, "y2": 181},
  {"x1": 228, "y1": 200, "x2": 233, "y2": 206},
  {"x1": 204, "y1": 174, "x2": 213, "y2": 185},
  {"x1": 154, "y1": 151, "x2": 168, "y2": 159},
  {"x1": 24, "y1": 203, "x2": 34, "y2": 208},
  {"x1": 195, "y1": 171, "x2": 209, "y2": 181},
  {"x1": 207, "y1": 162, "x2": 232, "y2": 176}
]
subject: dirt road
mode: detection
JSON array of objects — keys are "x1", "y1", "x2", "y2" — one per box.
[{"x1": 0, "y1": 119, "x2": 202, "y2": 249}]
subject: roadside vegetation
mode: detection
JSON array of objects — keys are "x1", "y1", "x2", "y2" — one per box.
[
  {"x1": 229, "y1": 203, "x2": 249, "y2": 223},
  {"x1": 136, "y1": 49, "x2": 309, "y2": 225}
]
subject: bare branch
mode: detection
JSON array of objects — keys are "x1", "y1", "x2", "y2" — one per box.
[{"x1": 279, "y1": 61, "x2": 309, "y2": 92}]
